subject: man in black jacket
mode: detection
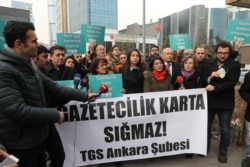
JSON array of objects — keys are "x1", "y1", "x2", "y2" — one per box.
[
  {"x1": 205, "y1": 41, "x2": 241, "y2": 163},
  {"x1": 145, "y1": 44, "x2": 160, "y2": 66},
  {"x1": 0, "y1": 21, "x2": 97, "y2": 167},
  {"x1": 46, "y1": 45, "x2": 76, "y2": 81},
  {"x1": 239, "y1": 71, "x2": 250, "y2": 167},
  {"x1": 33, "y1": 45, "x2": 65, "y2": 167}
]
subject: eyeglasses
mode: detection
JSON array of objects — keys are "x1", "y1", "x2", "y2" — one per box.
[
  {"x1": 153, "y1": 62, "x2": 163, "y2": 66},
  {"x1": 217, "y1": 52, "x2": 229, "y2": 55},
  {"x1": 99, "y1": 63, "x2": 107, "y2": 67},
  {"x1": 163, "y1": 52, "x2": 173, "y2": 55}
]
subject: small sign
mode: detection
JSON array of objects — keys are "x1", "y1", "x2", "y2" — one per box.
[
  {"x1": 81, "y1": 24, "x2": 105, "y2": 44},
  {"x1": 0, "y1": 20, "x2": 6, "y2": 50},
  {"x1": 224, "y1": 20, "x2": 250, "y2": 44},
  {"x1": 57, "y1": 33, "x2": 86, "y2": 54},
  {"x1": 169, "y1": 34, "x2": 192, "y2": 51},
  {"x1": 88, "y1": 74, "x2": 123, "y2": 98}
]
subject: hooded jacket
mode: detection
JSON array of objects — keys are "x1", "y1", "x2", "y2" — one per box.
[{"x1": 0, "y1": 48, "x2": 88, "y2": 150}]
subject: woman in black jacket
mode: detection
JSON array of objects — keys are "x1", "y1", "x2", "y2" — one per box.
[
  {"x1": 120, "y1": 48, "x2": 146, "y2": 94},
  {"x1": 177, "y1": 55, "x2": 203, "y2": 159},
  {"x1": 177, "y1": 55, "x2": 202, "y2": 90}
]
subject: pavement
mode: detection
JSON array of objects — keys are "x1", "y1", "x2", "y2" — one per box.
[{"x1": 85, "y1": 137, "x2": 245, "y2": 167}]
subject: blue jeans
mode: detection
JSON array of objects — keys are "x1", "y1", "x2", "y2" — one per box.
[
  {"x1": 207, "y1": 109, "x2": 233, "y2": 154},
  {"x1": 245, "y1": 120, "x2": 250, "y2": 157}
]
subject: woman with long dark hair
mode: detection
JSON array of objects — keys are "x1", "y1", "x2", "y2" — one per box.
[{"x1": 120, "y1": 48, "x2": 146, "y2": 94}]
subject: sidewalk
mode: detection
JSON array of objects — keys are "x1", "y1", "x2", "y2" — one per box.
[{"x1": 86, "y1": 137, "x2": 245, "y2": 167}]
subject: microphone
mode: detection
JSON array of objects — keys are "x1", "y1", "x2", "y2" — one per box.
[
  {"x1": 176, "y1": 75, "x2": 185, "y2": 88},
  {"x1": 79, "y1": 76, "x2": 88, "y2": 90},
  {"x1": 88, "y1": 84, "x2": 109, "y2": 103},
  {"x1": 73, "y1": 73, "x2": 81, "y2": 89}
]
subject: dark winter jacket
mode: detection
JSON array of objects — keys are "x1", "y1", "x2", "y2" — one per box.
[
  {"x1": 45, "y1": 61, "x2": 76, "y2": 81},
  {"x1": 0, "y1": 48, "x2": 88, "y2": 150},
  {"x1": 239, "y1": 72, "x2": 250, "y2": 122},
  {"x1": 206, "y1": 58, "x2": 240, "y2": 110},
  {"x1": 180, "y1": 69, "x2": 203, "y2": 89},
  {"x1": 120, "y1": 67, "x2": 144, "y2": 94}
]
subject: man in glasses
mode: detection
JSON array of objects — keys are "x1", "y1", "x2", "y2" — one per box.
[{"x1": 205, "y1": 41, "x2": 241, "y2": 163}]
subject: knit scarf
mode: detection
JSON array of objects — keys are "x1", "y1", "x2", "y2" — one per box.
[
  {"x1": 181, "y1": 69, "x2": 195, "y2": 79},
  {"x1": 152, "y1": 69, "x2": 167, "y2": 83}
]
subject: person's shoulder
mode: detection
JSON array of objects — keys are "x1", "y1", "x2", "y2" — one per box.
[
  {"x1": 108, "y1": 70, "x2": 114, "y2": 74},
  {"x1": 226, "y1": 58, "x2": 241, "y2": 67},
  {"x1": 207, "y1": 58, "x2": 216, "y2": 64},
  {"x1": 172, "y1": 61, "x2": 181, "y2": 68},
  {"x1": 45, "y1": 62, "x2": 54, "y2": 72},
  {"x1": 143, "y1": 70, "x2": 152, "y2": 79},
  {"x1": 64, "y1": 66, "x2": 76, "y2": 72},
  {"x1": 245, "y1": 71, "x2": 250, "y2": 78}
]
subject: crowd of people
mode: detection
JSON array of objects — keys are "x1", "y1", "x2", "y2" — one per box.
[{"x1": 0, "y1": 20, "x2": 249, "y2": 167}]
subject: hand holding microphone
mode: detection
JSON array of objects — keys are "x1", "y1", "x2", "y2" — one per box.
[
  {"x1": 79, "y1": 76, "x2": 88, "y2": 90},
  {"x1": 88, "y1": 84, "x2": 109, "y2": 103},
  {"x1": 73, "y1": 73, "x2": 81, "y2": 89},
  {"x1": 176, "y1": 75, "x2": 185, "y2": 89}
]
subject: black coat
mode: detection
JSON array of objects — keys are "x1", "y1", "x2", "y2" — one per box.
[
  {"x1": 181, "y1": 69, "x2": 203, "y2": 89},
  {"x1": 45, "y1": 61, "x2": 76, "y2": 81},
  {"x1": 206, "y1": 58, "x2": 240, "y2": 110},
  {"x1": 121, "y1": 67, "x2": 144, "y2": 94},
  {"x1": 170, "y1": 61, "x2": 181, "y2": 90},
  {"x1": 239, "y1": 72, "x2": 250, "y2": 122}
]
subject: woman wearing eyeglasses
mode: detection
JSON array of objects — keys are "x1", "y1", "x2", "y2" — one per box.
[{"x1": 143, "y1": 57, "x2": 173, "y2": 92}]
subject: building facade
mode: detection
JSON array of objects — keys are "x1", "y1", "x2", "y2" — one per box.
[
  {"x1": 56, "y1": 0, "x2": 118, "y2": 33},
  {"x1": 158, "y1": 5, "x2": 250, "y2": 49},
  {"x1": 70, "y1": 0, "x2": 117, "y2": 32},
  {"x1": 12, "y1": 0, "x2": 34, "y2": 23}
]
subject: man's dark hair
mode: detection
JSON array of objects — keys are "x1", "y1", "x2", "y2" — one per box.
[
  {"x1": 110, "y1": 45, "x2": 119, "y2": 52},
  {"x1": 37, "y1": 45, "x2": 49, "y2": 56},
  {"x1": 49, "y1": 45, "x2": 65, "y2": 55},
  {"x1": 214, "y1": 41, "x2": 233, "y2": 54},
  {"x1": 3, "y1": 21, "x2": 35, "y2": 48},
  {"x1": 150, "y1": 44, "x2": 159, "y2": 51}
]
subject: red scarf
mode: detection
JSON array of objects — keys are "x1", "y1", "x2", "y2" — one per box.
[{"x1": 152, "y1": 69, "x2": 167, "y2": 83}]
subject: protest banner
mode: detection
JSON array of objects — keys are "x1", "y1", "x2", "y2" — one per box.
[{"x1": 56, "y1": 88, "x2": 207, "y2": 166}]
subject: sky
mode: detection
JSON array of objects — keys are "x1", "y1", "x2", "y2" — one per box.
[{"x1": 1, "y1": 0, "x2": 228, "y2": 44}]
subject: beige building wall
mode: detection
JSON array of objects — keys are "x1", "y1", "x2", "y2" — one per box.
[{"x1": 56, "y1": 0, "x2": 68, "y2": 33}]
